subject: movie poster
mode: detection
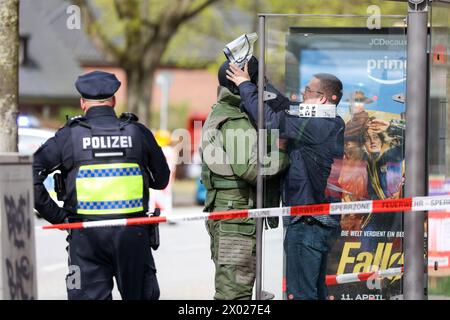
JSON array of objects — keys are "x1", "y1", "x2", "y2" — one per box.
[{"x1": 286, "y1": 29, "x2": 407, "y2": 300}]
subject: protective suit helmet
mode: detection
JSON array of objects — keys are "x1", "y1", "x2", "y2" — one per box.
[{"x1": 218, "y1": 56, "x2": 259, "y2": 95}]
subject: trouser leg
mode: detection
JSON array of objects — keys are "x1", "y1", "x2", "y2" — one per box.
[
  {"x1": 207, "y1": 219, "x2": 256, "y2": 300},
  {"x1": 317, "y1": 251, "x2": 329, "y2": 300},
  {"x1": 317, "y1": 225, "x2": 339, "y2": 300},
  {"x1": 284, "y1": 222, "x2": 336, "y2": 300},
  {"x1": 213, "y1": 261, "x2": 255, "y2": 300},
  {"x1": 66, "y1": 229, "x2": 114, "y2": 300},
  {"x1": 113, "y1": 225, "x2": 160, "y2": 300}
]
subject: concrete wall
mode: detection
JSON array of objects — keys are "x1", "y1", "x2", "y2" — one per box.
[{"x1": 0, "y1": 154, "x2": 36, "y2": 300}]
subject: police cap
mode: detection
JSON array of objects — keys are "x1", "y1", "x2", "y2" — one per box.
[{"x1": 75, "y1": 71, "x2": 121, "y2": 100}]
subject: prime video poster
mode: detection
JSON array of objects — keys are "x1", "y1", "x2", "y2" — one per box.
[{"x1": 287, "y1": 30, "x2": 406, "y2": 300}]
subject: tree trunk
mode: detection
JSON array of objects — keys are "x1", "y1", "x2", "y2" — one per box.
[
  {"x1": 126, "y1": 67, "x2": 155, "y2": 127},
  {"x1": 0, "y1": 0, "x2": 19, "y2": 152}
]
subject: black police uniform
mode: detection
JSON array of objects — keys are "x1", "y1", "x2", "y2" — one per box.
[{"x1": 33, "y1": 71, "x2": 170, "y2": 300}]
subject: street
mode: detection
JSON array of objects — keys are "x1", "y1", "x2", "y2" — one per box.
[{"x1": 35, "y1": 206, "x2": 284, "y2": 300}]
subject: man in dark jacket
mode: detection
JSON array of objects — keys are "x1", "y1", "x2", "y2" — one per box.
[{"x1": 226, "y1": 64, "x2": 345, "y2": 300}]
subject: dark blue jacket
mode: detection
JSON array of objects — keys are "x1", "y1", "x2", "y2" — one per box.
[
  {"x1": 33, "y1": 106, "x2": 170, "y2": 224},
  {"x1": 238, "y1": 82, "x2": 345, "y2": 210}
]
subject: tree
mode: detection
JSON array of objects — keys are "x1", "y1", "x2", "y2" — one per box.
[
  {"x1": 165, "y1": 0, "x2": 406, "y2": 69},
  {"x1": 0, "y1": 0, "x2": 19, "y2": 152},
  {"x1": 264, "y1": 0, "x2": 405, "y2": 15},
  {"x1": 74, "y1": 0, "x2": 221, "y2": 126},
  {"x1": 74, "y1": 0, "x2": 406, "y2": 126}
]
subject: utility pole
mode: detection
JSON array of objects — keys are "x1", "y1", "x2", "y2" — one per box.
[
  {"x1": 255, "y1": 14, "x2": 266, "y2": 300},
  {"x1": 156, "y1": 72, "x2": 172, "y2": 131},
  {"x1": 404, "y1": 0, "x2": 429, "y2": 300}
]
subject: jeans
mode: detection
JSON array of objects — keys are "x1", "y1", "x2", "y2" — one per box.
[{"x1": 284, "y1": 220, "x2": 339, "y2": 300}]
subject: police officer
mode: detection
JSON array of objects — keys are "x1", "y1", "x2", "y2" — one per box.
[
  {"x1": 33, "y1": 71, "x2": 170, "y2": 300},
  {"x1": 201, "y1": 58, "x2": 289, "y2": 300}
]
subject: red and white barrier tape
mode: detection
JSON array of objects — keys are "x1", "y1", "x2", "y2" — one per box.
[
  {"x1": 326, "y1": 267, "x2": 404, "y2": 286},
  {"x1": 41, "y1": 194, "x2": 450, "y2": 231}
]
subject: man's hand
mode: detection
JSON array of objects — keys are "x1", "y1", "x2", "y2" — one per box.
[
  {"x1": 277, "y1": 138, "x2": 287, "y2": 151},
  {"x1": 226, "y1": 63, "x2": 251, "y2": 86}
]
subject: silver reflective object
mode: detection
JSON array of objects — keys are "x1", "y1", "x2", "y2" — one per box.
[{"x1": 223, "y1": 33, "x2": 258, "y2": 68}]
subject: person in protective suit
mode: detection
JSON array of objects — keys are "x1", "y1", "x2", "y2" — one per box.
[
  {"x1": 201, "y1": 57, "x2": 289, "y2": 300},
  {"x1": 227, "y1": 64, "x2": 345, "y2": 300},
  {"x1": 33, "y1": 71, "x2": 170, "y2": 300}
]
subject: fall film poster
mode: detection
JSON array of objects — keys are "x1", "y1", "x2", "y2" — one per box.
[{"x1": 286, "y1": 28, "x2": 406, "y2": 300}]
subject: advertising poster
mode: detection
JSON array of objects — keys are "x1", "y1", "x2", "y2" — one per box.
[{"x1": 286, "y1": 28, "x2": 406, "y2": 300}]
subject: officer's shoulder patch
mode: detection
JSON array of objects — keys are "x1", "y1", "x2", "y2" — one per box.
[
  {"x1": 66, "y1": 115, "x2": 85, "y2": 125},
  {"x1": 66, "y1": 115, "x2": 88, "y2": 127},
  {"x1": 120, "y1": 112, "x2": 139, "y2": 122}
]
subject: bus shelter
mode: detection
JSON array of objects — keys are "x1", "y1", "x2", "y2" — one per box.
[{"x1": 254, "y1": 0, "x2": 450, "y2": 300}]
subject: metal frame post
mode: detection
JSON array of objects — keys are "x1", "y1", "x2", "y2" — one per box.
[
  {"x1": 255, "y1": 14, "x2": 266, "y2": 300},
  {"x1": 404, "y1": 0, "x2": 429, "y2": 300}
]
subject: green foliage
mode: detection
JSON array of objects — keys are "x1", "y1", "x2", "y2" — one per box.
[
  {"x1": 163, "y1": 2, "x2": 241, "y2": 68},
  {"x1": 80, "y1": 0, "x2": 409, "y2": 126},
  {"x1": 90, "y1": 0, "x2": 222, "y2": 53},
  {"x1": 162, "y1": 0, "x2": 407, "y2": 70},
  {"x1": 266, "y1": 0, "x2": 405, "y2": 15},
  {"x1": 58, "y1": 106, "x2": 82, "y2": 123},
  {"x1": 86, "y1": 0, "x2": 408, "y2": 70},
  {"x1": 90, "y1": 0, "x2": 126, "y2": 53},
  {"x1": 429, "y1": 277, "x2": 450, "y2": 297}
]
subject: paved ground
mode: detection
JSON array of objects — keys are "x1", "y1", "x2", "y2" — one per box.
[
  {"x1": 35, "y1": 206, "x2": 285, "y2": 300},
  {"x1": 33, "y1": 208, "x2": 450, "y2": 300}
]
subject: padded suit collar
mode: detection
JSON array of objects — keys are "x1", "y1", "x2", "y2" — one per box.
[{"x1": 217, "y1": 86, "x2": 241, "y2": 108}]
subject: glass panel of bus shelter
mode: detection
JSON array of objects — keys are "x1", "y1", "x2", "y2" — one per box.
[
  {"x1": 428, "y1": 1, "x2": 450, "y2": 299},
  {"x1": 261, "y1": 14, "x2": 407, "y2": 300}
]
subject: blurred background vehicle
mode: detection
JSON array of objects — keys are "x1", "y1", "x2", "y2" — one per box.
[
  {"x1": 17, "y1": 114, "x2": 42, "y2": 128},
  {"x1": 196, "y1": 178, "x2": 206, "y2": 205},
  {"x1": 18, "y1": 126, "x2": 55, "y2": 154},
  {"x1": 18, "y1": 115, "x2": 58, "y2": 213},
  {"x1": 18, "y1": 114, "x2": 55, "y2": 152}
]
